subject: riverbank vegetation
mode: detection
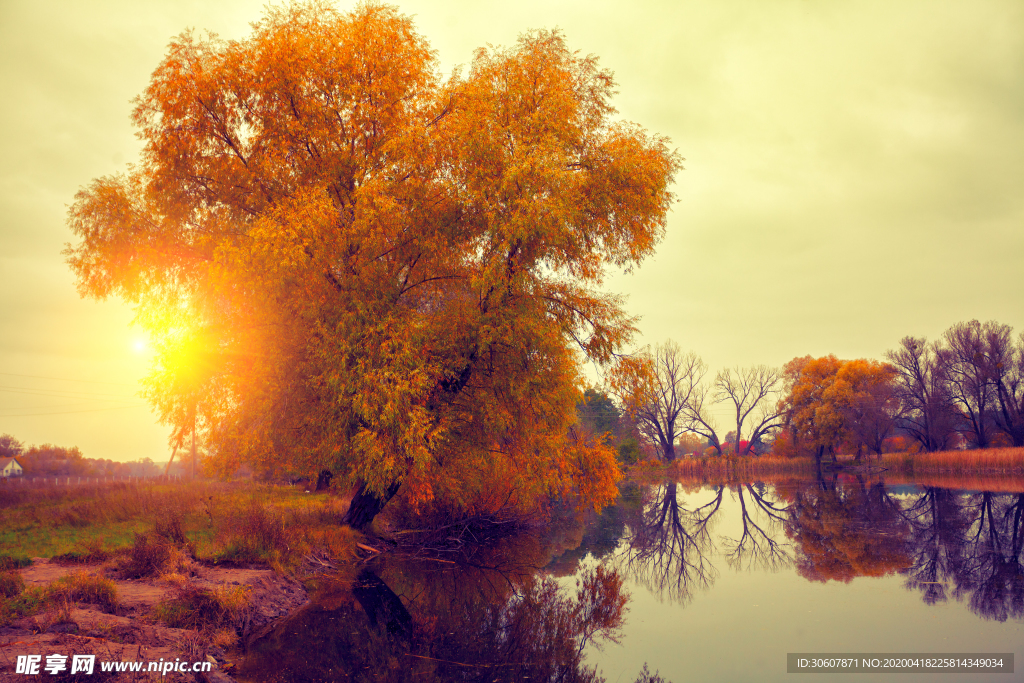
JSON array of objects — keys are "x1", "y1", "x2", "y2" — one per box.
[
  {"x1": 0, "y1": 477, "x2": 671, "y2": 682},
  {"x1": 601, "y1": 318, "x2": 1023, "y2": 477},
  {"x1": 625, "y1": 446, "x2": 1024, "y2": 481},
  {"x1": 0, "y1": 481, "x2": 360, "y2": 567}
]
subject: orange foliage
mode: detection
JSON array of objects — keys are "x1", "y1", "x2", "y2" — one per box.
[
  {"x1": 788, "y1": 492, "x2": 912, "y2": 583},
  {"x1": 64, "y1": 2, "x2": 680, "y2": 521},
  {"x1": 778, "y1": 356, "x2": 899, "y2": 461}
]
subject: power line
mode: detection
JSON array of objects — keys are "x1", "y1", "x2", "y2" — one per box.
[
  {"x1": 0, "y1": 386, "x2": 139, "y2": 401},
  {"x1": 0, "y1": 372, "x2": 137, "y2": 387},
  {"x1": 0, "y1": 404, "x2": 149, "y2": 417}
]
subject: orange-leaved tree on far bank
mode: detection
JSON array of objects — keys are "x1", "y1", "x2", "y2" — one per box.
[
  {"x1": 64, "y1": 2, "x2": 681, "y2": 528},
  {"x1": 776, "y1": 356, "x2": 900, "y2": 466}
]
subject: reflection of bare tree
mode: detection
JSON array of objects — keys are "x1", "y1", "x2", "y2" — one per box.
[
  {"x1": 958, "y1": 492, "x2": 1024, "y2": 622},
  {"x1": 900, "y1": 487, "x2": 969, "y2": 605},
  {"x1": 722, "y1": 484, "x2": 791, "y2": 571},
  {"x1": 620, "y1": 482, "x2": 721, "y2": 603},
  {"x1": 897, "y1": 488, "x2": 1024, "y2": 621}
]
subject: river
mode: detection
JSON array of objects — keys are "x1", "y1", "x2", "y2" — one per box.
[{"x1": 239, "y1": 475, "x2": 1024, "y2": 682}]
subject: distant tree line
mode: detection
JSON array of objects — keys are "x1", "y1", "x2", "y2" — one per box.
[
  {"x1": 0, "y1": 434, "x2": 161, "y2": 477},
  {"x1": 589, "y1": 319, "x2": 1024, "y2": 464}
]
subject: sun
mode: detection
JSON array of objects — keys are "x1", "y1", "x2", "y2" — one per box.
[{"x1": 132, "y1": 337, "x2": 149, "y2": 354}]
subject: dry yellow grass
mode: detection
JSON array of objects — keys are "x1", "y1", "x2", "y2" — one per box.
[
  {"x1": 633, "y1": 446, "x2": 1024, "y2": 487},
  {"x1": 877, "y1": 446, "x2": 1024, "y2": 475}
]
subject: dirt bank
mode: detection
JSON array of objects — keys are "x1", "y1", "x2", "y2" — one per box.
[{"x1": 1, "y1": 559, "x2": 308, "y2": 682}]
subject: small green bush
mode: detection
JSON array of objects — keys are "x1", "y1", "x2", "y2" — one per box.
[
  {"x1": 211, "y1": 502, "x2": 287, "y2": 567},
  {"x1": 155, "y1": 512, "x2": 194, "y2": 552},
  {"x1": 618, "y1": 438, "x2": 641, "y2": 466},
  {"x1": 0, "y1": 585, "x2": 46, "y2": 625}
]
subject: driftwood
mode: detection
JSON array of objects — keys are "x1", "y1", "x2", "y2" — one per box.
[{"x1": 387, "y1": 513, "x2": 537, "y2": 556}]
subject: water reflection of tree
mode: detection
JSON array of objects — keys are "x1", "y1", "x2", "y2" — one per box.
[
  {"x1": 781, "y1": 478, "x2": 1024, "y2": 622},
  {"x1": 785, "y1": 478, "x2": 912, "y2": 583},
  {"x1": 619, "y1": 482, "x2": 720, "y2": 603},
  {"x1": 901, "y1": 489, "x2": 1024, "y2": 622},
  {"x1": 723, "y1": 484, "x2": 790, "y2": 571},
  {"x1": 616, "y1": 481, "x2": 795, "y2": 603},
  {"x1": 964, "y1": 493, "x2": 1024, "y2": 621},
  {"x1": 240, "y1": 528, "x2": 666, "y2": 683},
  {"x1": 899, "y1": 487, "x2": 970, "y2": 605},
  {"x1": 544, "y1": 482, "x2": 638, "y2": 577}
]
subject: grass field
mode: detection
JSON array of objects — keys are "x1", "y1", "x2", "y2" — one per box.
[{"x1": 0, "y1": 480, "x2": 361, "y2": 569}]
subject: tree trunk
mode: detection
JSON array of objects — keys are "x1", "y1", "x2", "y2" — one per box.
[
  {"x1": 315, "y1": 469, "x2": 333, "y2": 491},
  {"x1": 662, "y1": 441, "x2": 676, "y2": 462},
  {"x1": 343, "y1": 480, "x2": 401, "y2": 530},
  {"x1": 352, "y1": 568, "x2": 412, "y2": 638}
]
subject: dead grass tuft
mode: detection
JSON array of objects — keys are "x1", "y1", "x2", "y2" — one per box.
[
  {"x1": 47, "y1": 571, "x2": 119, "y2": 612},
  {"x1": 0, "y1": 570, "x2": 24, "y2": 598},
  {"x1": 155, "y1": 582, "x2": 252, "y2": 633},
  {"x1": 117, "y1": 532, "x2": 172, "y2": 579}
]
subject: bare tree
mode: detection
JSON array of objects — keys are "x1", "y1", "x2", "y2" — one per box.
[
  {"x1": 714, "y1": 366, "x2": 784, "y2": 456},
  {"x1": 614, "y1": 345, "x2": 783, "y2": 459},
  {"x1": 942, "y1": 320, "x2": 999, "y2": 448},
  {"x1": 885, "y1": 337, "x2": 958, "y2": 452},
  {"x1": 989, "y1": 328, "x2": 1024, "y2": 447},
  {"x1": 617, "y1": 342, "x2": 706, "y2": 462},
  {"x1": 681, "y1": 378, "x2": 724, "y2": 456}
]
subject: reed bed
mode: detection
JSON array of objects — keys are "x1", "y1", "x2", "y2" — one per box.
[
  {"x1": 630, "y1": 446, "x2": 1024, "y2": 488},
  {"x1": 629, "y1": 455, "x2": 816, "y2": 485},
  {"x1": 876, "y1": 447, "x2": 1024, "y2": 475}
]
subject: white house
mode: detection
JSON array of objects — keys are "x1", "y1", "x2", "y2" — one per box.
[{"x1": 0, "y1": 457, "x2": 23, "y2": 477}]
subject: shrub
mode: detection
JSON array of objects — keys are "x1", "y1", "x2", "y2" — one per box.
[
  {"x1": 617, "y1": 438, "x2": 641, "y2": 465},
  {"x1": 0, "y1": 554, "x2": 31, "y2": 570},
  {"x1": 0, "y1": 586, "x2": 46, "y2": 626},
  {"x1": 118, "y1": 533, "x2": 171, "y2": 579},
  {"x1": 0, "y1": 571, "x2": 24, "y2": 598},
  {"x1": 155, "y1": 512, "x2": 194, "y2": 552},
  {"x1": 155, "y1": 583, "x2": 250, "y2": 632},
  {"x1": 212, "y1": 501, "x2": 287, "y2": 566},
  {"x1": 47, "y1": 572, "x2": 118, "y2": 612}
]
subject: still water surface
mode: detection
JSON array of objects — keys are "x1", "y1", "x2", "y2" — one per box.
[{"x1": 242, "y1": 477, "x2": 1024, "y2": 682}]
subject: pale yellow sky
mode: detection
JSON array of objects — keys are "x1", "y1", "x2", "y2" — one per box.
[{"x1": 1, "y1": 0, "x2": 1022, "y2": 460}]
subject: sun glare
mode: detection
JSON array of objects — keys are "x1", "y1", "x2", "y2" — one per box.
[{"x1": 132, "y1": 338, "x2": 149, "y2": 354}]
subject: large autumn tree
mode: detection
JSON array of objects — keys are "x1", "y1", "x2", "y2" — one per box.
[
  {"x1": 64, "y1": 2, "x2": 681, "y2": 528},
  {"x1": 777, "y1": 356, "x2": 899, "y2": 466}
]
